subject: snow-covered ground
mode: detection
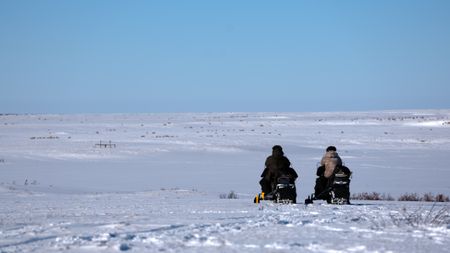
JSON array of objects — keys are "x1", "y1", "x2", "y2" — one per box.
[
  {"x1": 1, "y1": 188, "x2": 449, "y2": 253},
  {"x1": 1, "y1": 111, "x2": 450, "y2": 252}
]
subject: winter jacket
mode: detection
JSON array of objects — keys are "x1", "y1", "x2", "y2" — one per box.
[
  {"x1": 260, "y1": 149, "x2": 297, "y2": 192},
  {"x1": 316, "y1": 165, "x2": 350, "y2": 177},
  {"x1": 320, "y1": 151, "x2": 342, "y2": 178}
]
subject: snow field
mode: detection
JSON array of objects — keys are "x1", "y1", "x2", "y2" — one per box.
[
  {"x1": 0, "y1": 188, "x2": 449, "y2": 253},
  {"x1": 1, "y1": 111, "x2": 449, "y2": 197},
  {"x1": 1, "y1": 111, "x2": 450, "y2": 252}
]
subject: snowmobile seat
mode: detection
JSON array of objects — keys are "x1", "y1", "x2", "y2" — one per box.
[
  {"x1": 328, "y1": 171, "x2": 351, "y2": 204},
  {"x1": 306, "y1": 165, "x2": 351, "y2": 205},
  {"x1": 254, "y1": 175, "x2": 297, "y2": 204},
  {"x1": 273, "y1": 175, "x2": 297, "y2": 203}
]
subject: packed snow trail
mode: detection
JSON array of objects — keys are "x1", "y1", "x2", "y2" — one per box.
[{"x1": 1, "y1": 188, "x2": 449, "y2": 253}]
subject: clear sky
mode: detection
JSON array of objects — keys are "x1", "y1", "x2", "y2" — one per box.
[{"x1": 1, "y1": 1, "x2": 449, "y2": 113}]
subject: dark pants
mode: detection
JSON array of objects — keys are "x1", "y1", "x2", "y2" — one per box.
[
  {"x1": 314, "y1": 176, "x2": 330, "y2": 200},
  {"x1": 259, "y1": 178, "x2": 273, "y2": 193}
]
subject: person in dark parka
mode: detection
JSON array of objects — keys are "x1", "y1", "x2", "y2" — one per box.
[{"x1": 259, "y1": 145, "x2": 298, "y2": 193}]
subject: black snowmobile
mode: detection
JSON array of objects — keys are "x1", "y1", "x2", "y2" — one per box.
[
  {"x1": 254, "y1": 175, "x2": 297, "y2": 204},
  {"x1": 305, "y1": 165, "x2": 351, "y2": 205}
]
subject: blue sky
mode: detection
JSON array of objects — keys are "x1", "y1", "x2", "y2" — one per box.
[{"x1": 1, "y1": 1, "x2": 449, "y2": 113}]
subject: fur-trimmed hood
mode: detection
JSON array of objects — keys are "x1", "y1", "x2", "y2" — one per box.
[{"x1": 321, "y1": 151, "x2": 342, "y2": 178}]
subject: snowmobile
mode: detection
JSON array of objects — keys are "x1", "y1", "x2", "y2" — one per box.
[
  {"x1": 305, "y1": 166, "x2": 351, "y2": 205},
  {"x1": 254, "y1": 175, "x2": 297, "y2": 204}
]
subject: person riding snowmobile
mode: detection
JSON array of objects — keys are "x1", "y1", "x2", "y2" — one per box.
[
  {"x1": 314, "y1": 146, "x2": 351, "y2": 202},
  {"x1": 259, "y1": 145, "x2": 298, "y2": 194}
]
